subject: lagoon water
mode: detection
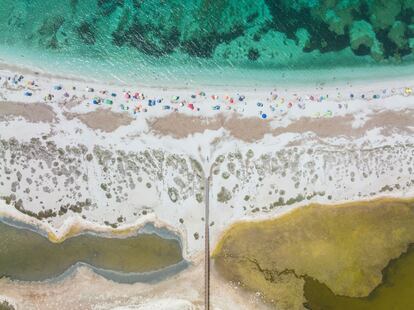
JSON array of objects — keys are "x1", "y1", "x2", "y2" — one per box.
[
  {"x1": 0, "y1": 0, "x2": 414, "y2": 85},
  {"x1": 304, "y1": 246, "x2": 414, "y2": 310},
  {"x1": 0, "y1": 220, "x2": 183, "y2": 282},
  {"x1": 213, "y1": 198, "x2": 414, "y2": 309}
]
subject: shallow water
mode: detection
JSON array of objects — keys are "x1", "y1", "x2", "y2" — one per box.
[
  {"x1": 213, "y1": 198, "x2": 414, "y2": 309},
  {"x1": 0, "y1": 0, "x2": 413, "y2": 85},
  {"x1": 304, "y1": 245, "x2": 414, "y2": 310},
  {"x1": 0, "y1": 220, "x2": 183, "y2": 282}
]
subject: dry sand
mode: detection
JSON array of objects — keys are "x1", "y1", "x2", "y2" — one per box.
[
  {"x1": 148, "y1": 113, "x2": 272, "y2": 142},
  {"x1": 0, "y1": 101, "x2": 56, "y2": 123},
  {"x1": 274, "y1": 109, "x2": 414, "y2": 138},
  {"x1": 148, "y1": 109, "x2": 414, "y2": 142},
  {"x1": 364, "y1": 109, "x2": 414, "y2": 136},
  {"x1": 64, "y1": 108, "x2": 133, "y2": 133}
]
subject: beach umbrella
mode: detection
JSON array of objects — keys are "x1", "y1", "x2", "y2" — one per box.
[{"x1": 325, "y1": 110, "x2": 333, "y2": 117}]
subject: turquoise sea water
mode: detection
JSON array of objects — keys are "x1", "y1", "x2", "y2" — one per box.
[{"x1": 0, "y1": 0, "x2": 414, "y2": 86}]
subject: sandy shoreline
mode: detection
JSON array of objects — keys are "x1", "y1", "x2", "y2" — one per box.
[
  {"x1": 2, "y1": 49, "x2": 414, "y2": 89},
  {"x1": 1, "y1": 61, "x2": 414, "y2": 309}
]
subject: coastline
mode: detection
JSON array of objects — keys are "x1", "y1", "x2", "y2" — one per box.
[
  {"x1": 0, "y1": 203, "x2": 183, "y2": 245},
  {"x1": 2, "y1": 45, "x2": 414, "y2": 89}
]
